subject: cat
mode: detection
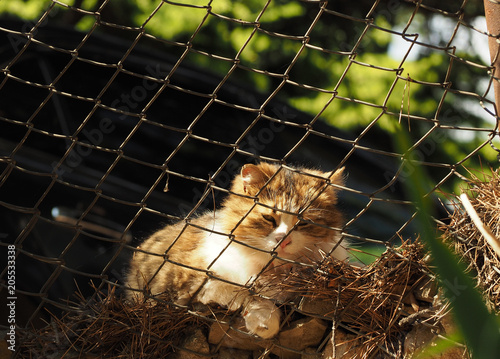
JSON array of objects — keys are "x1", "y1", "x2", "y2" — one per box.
[{"x1": 125, "y1": 162, "x2": 348, "y2": 339}]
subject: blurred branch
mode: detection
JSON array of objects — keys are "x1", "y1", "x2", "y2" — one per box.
[{"x1": 484, "y1": 0, "x2": 500, "y2": 117}]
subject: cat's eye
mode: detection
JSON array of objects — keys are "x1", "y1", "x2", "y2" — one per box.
[
  {"x1": 297, "y1": 220, "x2": 309, "y2": 227},
  {"x1": 262, "y1": 214, "x2": 277, "y2": 228}
]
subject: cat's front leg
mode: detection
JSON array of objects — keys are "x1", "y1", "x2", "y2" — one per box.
[
  {"x1": 194, "y1": 278, "x2": 281, "y2": 338},
  {"x1": 242, "y1": 297, "x2": 281, "y2": 339}
]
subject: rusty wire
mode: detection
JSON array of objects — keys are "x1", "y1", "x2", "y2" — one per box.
[{"x1": 0, "y1": 0, "x2": 498, "y2": 357}]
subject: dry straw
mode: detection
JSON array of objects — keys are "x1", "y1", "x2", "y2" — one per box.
[
  {"x1": 280, "y1": 240, "x2": 438, "y2": 356},
  {"x1": 18, "y1": 284, "x2": 206, "y2": 358},
  {"x1": 442, "y1": 169, "x2": 500, "y2": 311},
  {"x1": 17, "y1": 240, "x2": 450, "y2": 358}
]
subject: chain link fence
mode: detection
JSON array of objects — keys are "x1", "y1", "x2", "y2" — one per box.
[{"x1": 1, "y1": 0, "x2": 499, "y2": 357}]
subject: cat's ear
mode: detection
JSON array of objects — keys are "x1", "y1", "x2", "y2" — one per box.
[
  {"x1": 241, "y1": 164, "x2": 269, "y2": 194},
  {"x1": 304, "y1": 166, "x2": 345, "y2": 187},
  {"x1": 324, "y1": 167, "x2": 346, "y2": 204},
  {"x1": 328, "y1": 167, "x2": 345, "y2": 186}
]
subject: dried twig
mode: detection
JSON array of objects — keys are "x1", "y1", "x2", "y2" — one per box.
[
  {"x1": 442, "y1": 168, "x2": 500, "y2": 310},
  {"x1": 459, "y1": 192, "x2": 500, "y2": 258}
]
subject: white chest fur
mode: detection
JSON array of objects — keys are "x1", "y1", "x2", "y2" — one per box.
[{"x1": 198, "y1": 227, "x2": 271, "y2": 286}]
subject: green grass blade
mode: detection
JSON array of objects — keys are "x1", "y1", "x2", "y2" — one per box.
[{"x1": 394, "y1": 125, "x2": 500, "y2": 358}]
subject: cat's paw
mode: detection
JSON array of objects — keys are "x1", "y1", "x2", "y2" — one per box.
[{"x1": 242, "y1": 298, "x2": 281, "y2": 339}]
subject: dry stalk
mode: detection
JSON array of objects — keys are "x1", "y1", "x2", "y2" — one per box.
[
  {"x1": 273, "y1": 239, "x2": 435, "y2": 357},
  {"x1": 17, "y1": 283, "x2": 209, "y2": 358},
  {"x1": 459, "y1": 192, "x2": 500, "y2": 258},
  {"x1": 17, "y1": 241, "x2": 441, "y2": 358},
  {"x1": 442, "y1": 168, "x2": 500, "y2": 309}
]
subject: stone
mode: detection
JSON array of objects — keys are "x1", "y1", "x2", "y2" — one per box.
[
  {"x1": 404, "y1": 324, "x2": 436, "y2": 357},
  {"x1": 403, "y1": 322, "x2": 469, "y2": 359},
  {"x1": 173, "y1": 328, "x2": 210, "y2": 359},
  {"x1": 322, "y1": 328, "x2": 363, "y2": 359},
  {"x1": 208, "y1": 313, "x2": 329, "y2": 358},
  {"x1": 414, "y1": 279, "x2": 438, "y2": 303},
  {"x1": 298, "y1": 296, "x2": 336, "y2": 317},
  {"x1": 301, "y1": 347, "x2": 321, "y2": 358},
  {"x1": 272, "y1": 317, "x2": 328, "y2": 359},
  {"x1": 208, "y1": 317, "x2": 266, "y2": 352},
  {"x1": 436, "y1": 348, "x2": 469, "y2": 359},
  {"x1": 217, "y1": 347, "x2": 253, "y2": 359},
  {"x1": 439, "y1": 312, "x2": 457, "y2": 336}
]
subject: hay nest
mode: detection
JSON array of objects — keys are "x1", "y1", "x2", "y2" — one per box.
[
  {"x1": 17, "y1": 241, "x2": 465, "y2": 358},
  {"x1": 277, "y1": 240, "x2": 446, "y2": 357},
  {"x1": 441, "y1": 169, "x2": 500, "y2": 310},
  {"x1": 17, "y1": 284, "x2": 206, "y2": 358}
]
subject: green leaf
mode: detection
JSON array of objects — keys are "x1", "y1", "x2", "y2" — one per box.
[
  {"x1": 0, "y1": 0, "x2": 47, "y2": 19},
  {"x1": 393, "y1": 124, "x2": 500, "y2": 359}
]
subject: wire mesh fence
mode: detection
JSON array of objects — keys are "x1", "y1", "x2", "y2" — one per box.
[{"x1": 0, "y1": 0, "x2": 499, "y2": 358}]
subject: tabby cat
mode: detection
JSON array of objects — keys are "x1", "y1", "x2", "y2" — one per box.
[{"x1": 126, "y1": 162, "x2": 348, "y2": 338}]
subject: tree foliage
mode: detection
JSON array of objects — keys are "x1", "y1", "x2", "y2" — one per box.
[{"x1": 0, "y1": 0, "x2": 495, "y2": 191}]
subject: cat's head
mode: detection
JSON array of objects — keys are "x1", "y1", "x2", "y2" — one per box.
[{"x1": 221, "y1": 162, "x2": 347, "y2": 265}]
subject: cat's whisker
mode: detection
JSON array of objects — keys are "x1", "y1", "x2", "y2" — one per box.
[
  {"x1": 306, "y1": 208, "x2": 334, "y2": 214},
  {"x1": 302, "y1": 246, "x2": 314, "y2": 254}
]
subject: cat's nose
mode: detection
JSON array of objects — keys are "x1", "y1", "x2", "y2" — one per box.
[
  {"x1": 279, "y1": 237, "x2": 292, "y2": 248},
  {"x1": 275, "y1": 234, "x2": 291, "y2": 248}
]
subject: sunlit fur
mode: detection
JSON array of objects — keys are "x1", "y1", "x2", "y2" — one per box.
[{"x1": 126, "y1": 162, "x2": 347, "y2": 338}]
